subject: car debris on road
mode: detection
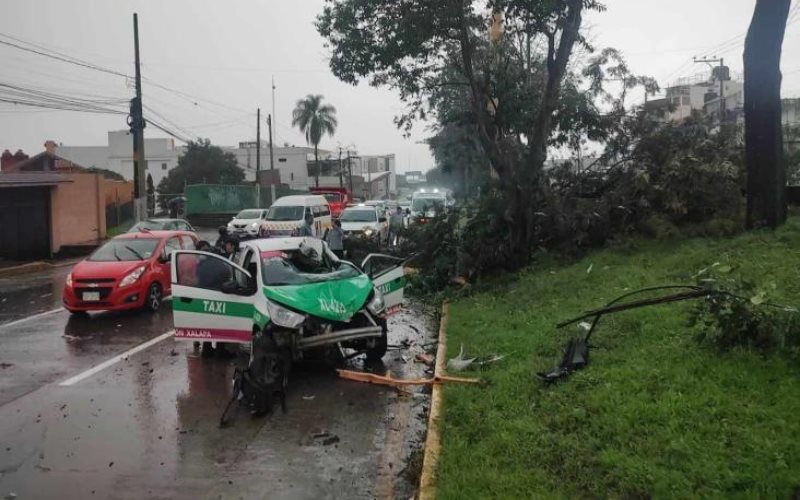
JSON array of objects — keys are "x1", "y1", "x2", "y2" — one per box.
[{"x1": 337, "y1": 368, "x2": 481, "y2": 388}]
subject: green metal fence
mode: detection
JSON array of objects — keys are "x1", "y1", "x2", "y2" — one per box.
[{"x1": 185, "y1": 184, "x2": 305, "y2": 215}]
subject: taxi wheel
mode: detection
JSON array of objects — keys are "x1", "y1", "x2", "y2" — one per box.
[
  {"x1": 365, "y1": 318, "x2": 388, "y2": 362},
  {"x1": 146, "y1": 282, "x2": 163, "y2": 312}
]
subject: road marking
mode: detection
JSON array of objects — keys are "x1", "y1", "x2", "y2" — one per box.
[
  {"x1": 0, "y1": 307, "x2": 64, "y2": 330},
  {"x1": 58, "y1": 330, "x2": 175, "y2": 387}
]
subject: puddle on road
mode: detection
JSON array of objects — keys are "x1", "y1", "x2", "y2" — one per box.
[{"x1": 0, "y1": 266, "x2": 69, "y2": 325}]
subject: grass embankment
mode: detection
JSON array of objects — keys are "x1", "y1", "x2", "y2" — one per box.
[{"x1": 438, "y1": 218, "x2": 800, "y2": 498}]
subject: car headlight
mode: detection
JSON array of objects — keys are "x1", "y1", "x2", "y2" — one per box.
[
  {"x1": 267, "y1": 300, "x2": 305, "y2": 329},
  {"x1": 367, "y1": 288, "x2": 385, "y2": 315},
  {"x1": 119, "y1": 266, "x2": 146, "y2": 287},
  {"x1": 363, "y1": 228, "x2": 374, "y2": 237},
  {"x1": 65, "y1": 272, "x2": 73, "y2": 287},
  {"x1": 250, "y1": 222, "x2": 259, "y2": 228}
]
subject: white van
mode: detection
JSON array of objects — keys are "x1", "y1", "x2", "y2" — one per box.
[{"x1": 264, "y1": 195, "x2": 332, "y2": 237}]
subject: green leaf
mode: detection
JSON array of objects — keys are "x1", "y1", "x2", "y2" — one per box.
[
  {"x1": 717, "y1": 265, "x2": 732, "y2": 274},
  {"x1": 750, "y1": 292, "x2": 766, "y2": 305}
]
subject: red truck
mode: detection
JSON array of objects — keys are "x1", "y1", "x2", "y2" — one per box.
[{"x1": 309, "y1": 187, "x2": 351, "y2": 218}]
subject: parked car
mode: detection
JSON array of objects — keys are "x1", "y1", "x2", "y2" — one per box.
[
  {"x1": 227, "y1": 209, "x2": 268, "y2": 239},
  {"x1": 339, "y1": 205, "x2": 389, "y2": 245},
  {"x1": 63, "y1": 230, "x2": 197, "y2": 315},
  {"x1": 128, "y1": 218, "x2": 195, "y2": 233}
]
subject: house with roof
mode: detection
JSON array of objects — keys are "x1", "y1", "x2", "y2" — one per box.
[{"x1": 0, "y1": 141, "x2": 132, "y2": 260}]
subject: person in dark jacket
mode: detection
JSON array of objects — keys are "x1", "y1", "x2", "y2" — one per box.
[{"x1": 213, "y1": 226, "x2": 229, "y2": 253}]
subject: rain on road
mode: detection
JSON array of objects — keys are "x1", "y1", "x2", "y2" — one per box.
[{"x1": 0, "y1": 260, "x2": 435, "y2": 499}]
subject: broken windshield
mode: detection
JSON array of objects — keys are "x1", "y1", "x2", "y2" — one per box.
[{"x1": 261, "y1": 252, "x2": 361, "y2": 286}]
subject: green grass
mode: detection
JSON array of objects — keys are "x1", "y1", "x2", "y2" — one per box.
[{"x1": 438, "y1": 217, "x2": 800, "y2": 499}]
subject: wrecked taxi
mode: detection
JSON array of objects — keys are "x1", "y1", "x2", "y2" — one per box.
[{"x1": 169, "y1": 237, "x2": 407, "y2": 363}]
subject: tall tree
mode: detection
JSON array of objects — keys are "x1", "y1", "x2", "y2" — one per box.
[
  {"x1": 744, "y1": 0, "x2": 791, "y2": 229},
  {"x1": 291, "y1": 94, "x2": 338, "y2": 187},
  {"x1": 157, "y1": 139, "x2": 243, "y2": 195},
  {"x1": 318, "y1": 0, "x2": 602, "y2": 268}
]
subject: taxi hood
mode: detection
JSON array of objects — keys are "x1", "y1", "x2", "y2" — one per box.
[{"x1": 263, "y1": 274, "x2": 373, "y2": 322}]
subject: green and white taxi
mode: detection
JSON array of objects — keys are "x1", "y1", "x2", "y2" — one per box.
[{"x1": 170, "y1": 237, "x2": 407, "y2": 362}]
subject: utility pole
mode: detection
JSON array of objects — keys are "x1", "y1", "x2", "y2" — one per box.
[
  {"x1": 130, "y1": 13, "x2": 147, "y2": 222},
  {"x1": 256, "y1": 108, "x2": 261, "y2": 176},
  {"x1": 694, "y1": 56, "x2": 726, "y2": 123},
  {"x1": 256, "y1": 108, "x2": 261, "y2": 205},
  {"x1": 268, "y1": 114, "x2": 275, "y2": 171},
  {"x1": 271, "y1": 76, "x2": 276, "y2": 144},
  {"x1": 338, "y1": 147, "x2": 344, "y2": 188},
  {"x1": 346, "y1": 150, "x2": 354, "y2": 196}
]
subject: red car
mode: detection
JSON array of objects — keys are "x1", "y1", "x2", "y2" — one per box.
[{"x1": 63, "y1": 230, "x2": 197, "y2": 315}]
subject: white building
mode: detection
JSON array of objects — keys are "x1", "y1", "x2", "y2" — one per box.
[
  {"x1": 664, "y1": 74, "x2": 744, "y2": 123},
  {"x1": 56, "y1": 132, "x2": 315, "y2": 190},
  {"x1": 226, "y1": 141, "x2": 319, "y2": 190},
  {"x1": 347, "y1": 154, "x2": 396, "y2": 195},
  {"x1": 56, "y1": 131, "x2": 397, "y2": 195},
  {"x1": 58, "y1": 130, "x2": 180, "y2": 188}
]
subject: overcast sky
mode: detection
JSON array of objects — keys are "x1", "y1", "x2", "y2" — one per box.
[{"x1": 1, "y1": 0, "x2": 798, "y2": 173}]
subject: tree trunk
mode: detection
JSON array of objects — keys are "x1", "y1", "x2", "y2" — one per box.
[
  {"x1": 314, "y1": 144, "x2": 320, "y2": 187},
  {"x1": 744, "y1": 0, "x2": 790, "y2": 229},
  {"x1": 457, "y1": 0, "x2": 584, "y2": 270},
  {"x1": 509, "y1": 0, "x2": 584, "y2": 269}
]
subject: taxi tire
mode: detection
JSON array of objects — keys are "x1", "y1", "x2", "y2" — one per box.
[
  {"x1": 365, "y1": 318, "x2": 388, "y2": 362},
  {"x1": 249, "y1": 330, "x2": 289, "y2": 414},
  {"x1": 145, "y1": 282, "x2": 163, "y2": 313}
]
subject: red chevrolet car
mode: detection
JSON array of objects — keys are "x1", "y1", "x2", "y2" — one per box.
[{"x1": 63, "y1": 230, "x2": 197, "y2": 315}]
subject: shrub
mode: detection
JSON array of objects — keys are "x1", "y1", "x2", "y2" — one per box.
[{"x1": 690, "y1": 279, "x2": 800, "y2": 358}]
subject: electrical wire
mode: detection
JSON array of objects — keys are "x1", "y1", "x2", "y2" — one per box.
[
  {"x1": 661, "y1": 4, "x2": 800, "y2": 86},
  {"x1": 0, "y1": 31, "x2": 253, "y2": 128}
]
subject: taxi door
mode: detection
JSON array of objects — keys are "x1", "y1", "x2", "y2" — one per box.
[
  {"x1": 171, "y1": 251, "x2": 257, "y2": 344},
  {"x1": 360, "y1": 254, "x2": 409, "y2": 316}
]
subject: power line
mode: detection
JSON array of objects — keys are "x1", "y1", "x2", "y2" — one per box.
[
  {"x1": 146, "y1": 118, "x2": 192, "y2": 144},
  {"x1": 0, "y1": 31, "x2": 253, "y2": 123},
  {"x1": 0, "y1": 97, "x2": 126, "y2": 115},
  {"x1": 660, "y1": 7, "x2": 800, "y2": 87},
  {"x1": 142, "y1": 103, "x2": 197, "y2": 142},
  {"x1": 0, "y1": 37, "x2": 129, "y2": 78}
]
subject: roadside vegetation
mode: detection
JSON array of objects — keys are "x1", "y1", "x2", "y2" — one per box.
[
  {"x1": 437, "y1": 218, "x2": 800, "y2": 498},
  {"x1": 315, "y1": 1, "x2": 799, "y2": 497}
]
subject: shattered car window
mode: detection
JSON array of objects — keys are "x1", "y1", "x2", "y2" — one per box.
[{"x1": 261, "y1": 250, "x2": 360, "y2": 286}]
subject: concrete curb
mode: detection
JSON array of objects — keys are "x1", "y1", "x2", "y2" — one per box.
[
  {"x1": 0, "y1": 262, "x2": 52, "y2": 278},
  {"x1": 418, "y1": 301, "x2": 448, "y2": 500},
  {"x1": 0, "y1": 259, "x2": 78, "y2": 278}
]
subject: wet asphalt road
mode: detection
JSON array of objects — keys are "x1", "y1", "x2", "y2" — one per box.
[{"x1": 0, "y1": 253, "x2": 435, "y2": 499}]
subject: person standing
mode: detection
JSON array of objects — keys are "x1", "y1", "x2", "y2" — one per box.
[
  {"x1": 297, "y1": 212, "x2": 314, "y2": 237},
  {"x1": 388, "y1": 206, "x2": 404, "y2": 246},
  {"x1": 213, "y1": 226, "x2": 228, "y2": 253},
  {"x1": 325, "y1": 219, "x2": 345, "y2": 258}
]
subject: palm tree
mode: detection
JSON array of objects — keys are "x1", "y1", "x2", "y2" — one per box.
[{"x1": 291, "y1": 94, "x2": 338, "y2": 187}]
